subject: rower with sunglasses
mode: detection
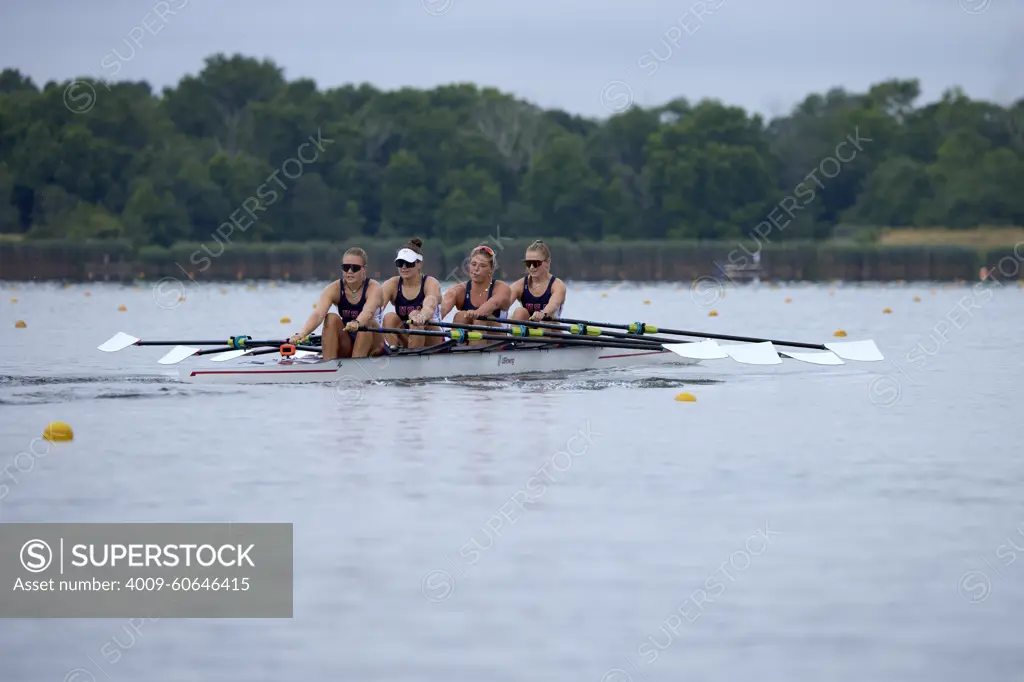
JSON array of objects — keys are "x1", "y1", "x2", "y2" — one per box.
[
  {"x1": 289, "y1": 247, "x2": 386, "y2": 359},
  {"x1": 379, "y1": 238, "x2": 443, "y2": 348},
  {"x1": 509, "y1": 240, "x2": 566, "y2": 322},
  {"x1": 440, "y1": 244, "x2": 512, "y2": 345}
]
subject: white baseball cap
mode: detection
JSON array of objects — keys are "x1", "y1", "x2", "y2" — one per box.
[{"x1": 395, "y1": 248, "x2": 423, "y2": 263}]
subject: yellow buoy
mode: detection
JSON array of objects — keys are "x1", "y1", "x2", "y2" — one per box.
[
  {"x1": 118, "y1": 305, "x2": 127, "y2": 311},
  {"x1": 280, "y1": 316, "x2": 291, "y2": 324},
  {"x1": 833, "y1": 329, "x2": 847, "y2": 337},
  {"x1": 177, "y1": 296, "x2": 185, "y2": 302},
  {"x1": 43, "y1": 421, "x2": 73, "y2": 442},
  {"x1": 10, "y1": 298, "x2": 17, "y2": 303},
  {"x1": 674, "y1": 392, "x2": 696, "y2": 402},
  {"x1": 601, "y1": 293, "x2": 608, "y2": 298},
  {"x1": 785, "y1": 297, "x2": 792, "y2": 303},
  {"x1": 913, "y1": 296, "x2": 921, "y2": 302},
  {"x1": 15, "y1": 320, "x2": 26, "y2": 328},
  {"x1": 64, "y1": 283, "x2": 71, "y2": 288},
  {"x1": 930, "y1": 289, "x2": 936, "y2": 295},
  {"x1": 708, "y1": 310, "x2": 718, "y2": 317},
  {"x1": 883, "y1": 307, "x2": 892, "y2": 314},
  {"x1": 643, "y1": 299, "x2": 651, "y2": 305},
  {"x1": 220, "y1": 288, "x2": 228, "y2": 295}
]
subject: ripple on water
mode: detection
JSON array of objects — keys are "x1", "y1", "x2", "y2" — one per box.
[{"x1": 0, "y1": 374, "x2": 236, "y2": 405}]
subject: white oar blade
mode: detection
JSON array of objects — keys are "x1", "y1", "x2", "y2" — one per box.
[
  {"x1": 721, "y1": 341, "x2": 782, "y2": 365},
  {"x1": 210, "y1": 349, "x2": 252, "y2": 362},
  {"x1": 825, "y1": 340, "x2": 884, "y2": 362},
  {"x1": 779, "y1": 350, "x2": 844, "y2": 365},
  {"x1": 158, "y1": 345, "x2": 201, "y2": 365},
  {"x1": 663, "y1": 340, "x2": 728, "y2": 360},
  {"x1": 98, "y1": 332, "x2": 140, "y2": 352}
]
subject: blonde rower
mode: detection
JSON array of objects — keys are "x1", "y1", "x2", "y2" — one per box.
[
  {"x1": 509, "y1": 240, "x2": 566, "y2": 322},
  {"x1": 380, "y1": 238, "x2": 443, "y2": 349},
  {"x1": 441, "y1": 244, "x2": 511, "y2": 344},
  {"x1": 290, "y1": 247, "x2": 385, "y2": 359}
]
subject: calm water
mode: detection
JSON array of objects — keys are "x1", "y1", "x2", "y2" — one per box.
[{"x1": 1, "y1": 278, "x2": 1023, "y2": 682}]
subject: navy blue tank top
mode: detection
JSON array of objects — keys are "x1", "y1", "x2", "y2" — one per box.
[
  {"x1": 336, "y1": 280, "x2": 368, "y2": 321},
  {"x1": 519, "y1": 275, "x2": 558, "y2": 314},
  {"x1": 462, "y1": 280, "x2": 496, "y2": 311},
  {"x1": 395, "y1": 275, "x2": 427, "y2": 321}
]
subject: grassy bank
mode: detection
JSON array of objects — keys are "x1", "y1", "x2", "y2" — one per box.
[{"x1": 0, "y1": 236, "x2": 1020, "y2": 282}]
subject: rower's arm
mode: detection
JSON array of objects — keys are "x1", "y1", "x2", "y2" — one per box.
[
  {"x1": 379, "y1": 277, "x2": 397, "y2": 309},
  {"x1": 421, "y1": 277, "x2": 442, "y2": 319},
  {"x1": 295, "y1": 281, "x2": 339, "y2": 338},
  {"x1": 507, "y1": 278, "x2": 524, "y2": 311},
  {"x1": 356, "y1": 281, "x2": 384, "y2": 327},
  {"x1": 542, "y1": 278, "x2": 567, "y2": 317},
  {"x1": 440, "y1": 284, "x2": 463, "y2": 319},
  {"x1": 475, "y1": 281, "x2": 512, "y2": 317}
]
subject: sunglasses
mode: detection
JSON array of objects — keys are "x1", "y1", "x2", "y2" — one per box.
[
  {"x1": 524, "y1": 260, "x2": 546, "y2": 269},
  {"x1": 395, "y1": 259, "x2": 417, "y2": 269},
  {"x1": 341, "y1": 263, "x2": 363, "y2": 273}
]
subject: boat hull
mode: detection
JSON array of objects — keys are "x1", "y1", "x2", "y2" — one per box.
[{"x1": 178, "y1": 345, "x2": 697, "y2": 384}]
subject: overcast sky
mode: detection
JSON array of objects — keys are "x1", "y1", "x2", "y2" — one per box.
[{"x1": 2, "y1": 0, "x2": 1021, "y2": 120}]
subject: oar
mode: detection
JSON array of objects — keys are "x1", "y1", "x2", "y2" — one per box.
[
  {"x1": 433, "y1": 320, "x2": 666, "y2": 348},
  {"x1": 551, "y1": 316, "x2": 883, "y2": 364},
  {"x1": 98, "y1": 332, "x2": 320, "y2": 352},
  {"x1": 475, "y1": 317, "x2": 684, "y2": 346},
  {"x1": 370, "y1": 325, "x2": 675, "y2": 352},
  {"x1": 159, "y1": 343, "x2": 322, "y2": 365}
]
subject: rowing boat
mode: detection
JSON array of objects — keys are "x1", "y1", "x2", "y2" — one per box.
[
  {"x1": 177, "y1": 343, "x2": 694, "y2": 385},
  {"x1": 97, "y1": 314, "x2": 884, "y2": 385}
]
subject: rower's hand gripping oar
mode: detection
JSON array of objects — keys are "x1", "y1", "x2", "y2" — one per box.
[{"x1": 549, "y1": 317, "x2": 883, "y2": 365}]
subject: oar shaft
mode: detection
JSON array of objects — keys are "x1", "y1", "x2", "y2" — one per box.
[
  {"x1": 369, "y1": 325, "x2": 668, "y2": 351},
  {"x1": 477, "y1": 316, "x2": 682, "y2": 345},
  {"x1": 135, "y1": 336, "x2": 321, "y2": 348},
  {"x1": 553, "y1": 317, "x2": 827, "y2": 351}
]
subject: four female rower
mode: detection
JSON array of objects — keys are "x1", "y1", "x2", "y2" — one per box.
[
  {"x1": 509, "y1": 240, "x2": 566, "y2": 322},
  {"x1": 441, "y1": 244, "x2": 513, "y2": 344},
  {"x1": 294, "y1": 241, "x2": 568, "y2": 355},
  {"x1": 379, "y1": 238, "x2": 444, "y2": 349},
  {"x1": 290, "y1": 247, "x2": 386, "y2": 359}
]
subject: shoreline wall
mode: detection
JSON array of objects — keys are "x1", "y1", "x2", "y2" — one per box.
[{"x1": 1, "y1": 239, "x2": 1020, "y2": 282}]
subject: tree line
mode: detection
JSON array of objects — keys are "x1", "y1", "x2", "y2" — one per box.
[{"x1": 1, "y1": 54, "x2": 1022, "y2": 248}]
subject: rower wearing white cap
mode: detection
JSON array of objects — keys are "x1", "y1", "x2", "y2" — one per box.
[{"x1": 380, "y1": 238, "x2": 443, "y2": 349}]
